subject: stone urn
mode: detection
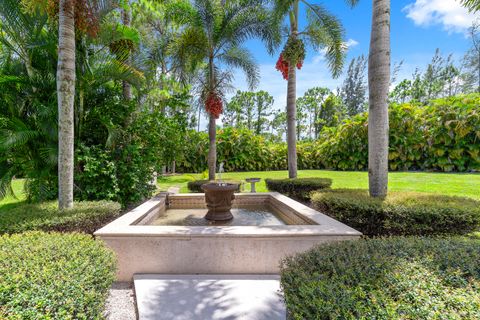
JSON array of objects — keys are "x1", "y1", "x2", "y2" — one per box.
[{"x1": 201, "y1": 183, "x2": 238, "y2": 221}]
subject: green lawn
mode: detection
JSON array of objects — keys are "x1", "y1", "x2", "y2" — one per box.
[
  {"x1": 2, "y1": 171, "x2": 479, "y2": 211},
  {"x1": 158, "y1": 170, "x2": 480, "y2": 199}
]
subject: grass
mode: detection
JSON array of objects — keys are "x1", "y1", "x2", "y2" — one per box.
[{"x1": 157, "y1": 170, "x2": 480, "y2": 199}]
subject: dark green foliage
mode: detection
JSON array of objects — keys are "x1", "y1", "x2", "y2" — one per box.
[
  {"x1": 187, "y1": 179, "x2": 209, "y2": 193},
  {"x1": 266, "y1": 178, "x2": 332, "y2": 200},
  {"x1": 187, "y1": 180, "x2": 241, "y2": 193},
  {"x1": 0, "y1": 201, "x2": 121, "y2": 235},
  {"x1": 311, "y1": 189, "x2": 480, "y2": 236},
  {"x1": 281, "y1": 237, "x2": 480, "y2": 320},
  {"x1": 0, "y1": 232, "x2": 116, "y2": 319}
]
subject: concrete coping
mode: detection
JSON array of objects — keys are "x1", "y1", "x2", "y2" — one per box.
[{"x1": 94, "y1": 192, "x2": 361, "y2": 238}]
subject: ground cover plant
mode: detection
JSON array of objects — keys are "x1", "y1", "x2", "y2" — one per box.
[
  {"x1": 0, "y1": 200, "x2": 121, "y2": 235},
  {"x1": 311, "y1": 189, "x2": 480, "y2": 236},
  {"x1": 265, "y1": 177, "x2": 332, "y2": 200},
  {"x1": 0, "y1": 232, "x2": 116, "y2": 319},
  {"x1": 281, "y1": 237, "x2": 480, "y2": 320}
]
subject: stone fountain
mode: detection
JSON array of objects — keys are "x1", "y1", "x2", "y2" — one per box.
[{"x1": 201, "y1": 162, "x2": 238, "y2": 221}]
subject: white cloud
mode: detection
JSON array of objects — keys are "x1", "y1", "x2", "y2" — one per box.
[
  {"x1": 403, "y1": 0, "x2": 477, "y2": 34},
  {"x1": 313, "y1": 38, "x2": 359, "y2": 64}
]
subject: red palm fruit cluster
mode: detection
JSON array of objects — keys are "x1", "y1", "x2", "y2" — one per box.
[
  {"x1": 275, "y1": 54, "x2": 289, "y2": 80},
  {"x1": 275, "y1": 54, "x2": 304, "y2": 80},
  {"x1": 205, "y1": 92, "x2": 223, "y2": 119}
]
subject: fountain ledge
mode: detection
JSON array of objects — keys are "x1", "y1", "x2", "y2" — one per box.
[{"x1": 95, "y1": 192, "x2": 361, "y2": 281}]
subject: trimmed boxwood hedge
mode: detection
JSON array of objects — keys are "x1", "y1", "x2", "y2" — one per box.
[
  {"x1": 281, "y1": 237, "x2": 480, "y2": 320},
  {"x1": 265, "y1": 178, "x2": 332, "y2": 200},
  {"x1": 311, "y1": 189, "x2": 480, "y2": 236},
  {"x1": 0, "y1": 200, "x2": 121, "y2": 235},
  {"x1": 187, "y1": 180, "x2": 241, "y2": 193},
  {"x1": 0, "y1": 232, "x2": 116, "y2": 319}
]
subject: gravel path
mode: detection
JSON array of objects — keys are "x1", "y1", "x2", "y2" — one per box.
[{"x1": 104, "y1": 282, "x2": 137, "y2": 320}]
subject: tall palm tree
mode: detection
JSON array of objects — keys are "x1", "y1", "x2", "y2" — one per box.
[
  {"x1": 173, "y1": 0, "x2": 276, "y2": 180},
  {"x1": 368, "y1": 0, "x2": 390, "y2": 197},
  {"x1": 57, "y1": 0, "x2": 76, "y2": 209},
  {"x1": 272, "y1": 0, "x2": 359, "y2": 178}
]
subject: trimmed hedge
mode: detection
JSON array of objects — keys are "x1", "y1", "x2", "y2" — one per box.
[
  {"x1": 0, "y1": 232, "x2": 116, "y2": 319},
  {"x1": 311, "y1": 189, "x2": 480, "y2": 236},
  {"x1": 0, "y1": 200, "x2": 121, "y2": 235},
  {"x1": 265, "y1": 178, "x2": 332, "y2": 200},
  {"x1": 281, "y1": 237, "x2": 480, "y2": 320},
  {"x1": 187, "y1": 180, "x2": 241, "y2": 193}
]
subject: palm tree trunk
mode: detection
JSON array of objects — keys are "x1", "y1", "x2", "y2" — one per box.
[
  {"x1": 286, "y1": 3, "x2": 299, "y2": 179},
  {"x1": 57, "y1": 0, "x2": 76, "y2": 209},
  {"x1": 207, "y1": 56, "x2": 216, "y2": 181},
  {"x1": 208, "y1": 114, "x2": 216, "y2": 180},
  {"x1": 287, "y1": 62, "x2": 297, "y2": 178},
  {"x1": 368, "y1": 0, "x2": 390, "y2": 198}
]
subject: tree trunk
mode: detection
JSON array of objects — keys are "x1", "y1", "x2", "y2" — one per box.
[
  {"x1": 208, "y1": 114, "x2": 216, "y2": 180},
  {"x1": 287, "y1": 63, "x2": 297, "y2": 178},
  {"x1": 368, "y1": 0, "x2": 390, "y2": 198},
  {"x1": 57, "y1": 0, "x2": 76, "y2": 210},
  {"x1": 122, "y1": 8, "x2": 132, "y2": 101}
]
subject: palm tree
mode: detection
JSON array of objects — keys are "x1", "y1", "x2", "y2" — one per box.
[
  {"x1": 57, "y1": 0, "x2": 76, "y2": 209},
  {"x1": 272, "y1": 0, "x2": 359, "y2": 178},
  {"x1": 368, "y1": 0, "x2": 390, "y2": 197},
  {"x1": 173, "y1": 0, "x2": 275, "y2": 180}
]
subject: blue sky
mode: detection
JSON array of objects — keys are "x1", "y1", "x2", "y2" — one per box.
[{"x1": 228, "y1": 0, "x2": 478, "y2": 113}]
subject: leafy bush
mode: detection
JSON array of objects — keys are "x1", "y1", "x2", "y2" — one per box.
[
  {"x1": 266, "y1": 178, "x2": 332, "y2": 200},
  {"x1": 0, "y1": 201, "x2": 121, "y2": 235},
  {"x1": 176, "y1": 94, "x2": 480, "y2": 173},
  {"x1": 311, "y1": 189, "x2": 480, "y2": 236},
  {"x1": 0, "y1": 232, "x2": 116, "y2": 319},
  {"x1": 187, "y1": 179, "x2": 241, "y2": 193},
  {"x1": 281, "y1": 237, "x2": 480, "y2": 320}
]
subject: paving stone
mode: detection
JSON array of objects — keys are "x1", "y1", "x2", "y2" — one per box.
[{"x1": 134, "y1": 274, "x2": 286, "y2": 320}]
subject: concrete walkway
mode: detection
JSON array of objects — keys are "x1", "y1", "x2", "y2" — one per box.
[{"x1": 134, "y1": 274, "x2": 286, "y2": 320}]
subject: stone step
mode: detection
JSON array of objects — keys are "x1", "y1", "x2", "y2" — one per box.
[{"x1": 134, "y1": 274, "x2": 286, "y2": 320}]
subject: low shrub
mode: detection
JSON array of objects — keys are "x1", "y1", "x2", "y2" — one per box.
[
  {"x1": 311, "y1": 189, "x2": 480, "y2": 236},
  {"x1": 0, "y1": 200, "x2": 121, "y2": 235},
  {"x1": 265, "y1": 178, "x2": 332, "y2": 200},
  {"x1": 281, "y1": 237, "x2": 480, "y2": 320},
  {"x1": 0, "y1": 232, "x2": 116, "y2": 319},
  {"x1": 187, "y1": 180, "x2": 241, "y2": 193}
]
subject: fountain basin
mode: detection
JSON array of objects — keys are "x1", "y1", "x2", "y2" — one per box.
[{"x1": 95, "y1": 193, "x2": 361, "y2": 281}]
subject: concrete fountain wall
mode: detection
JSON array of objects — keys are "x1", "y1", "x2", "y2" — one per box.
[{"x1": 95, "y1": 193, "x2": 361, "y2": 281}]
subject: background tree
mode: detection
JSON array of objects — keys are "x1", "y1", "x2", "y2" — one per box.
[
  {"x1": 368, "y1": 0, "x2": 390, "y2": 198},
  {"x1": 172, "y1": 0, "x2": 275, "y2": 180},
  {"x1": 272, "y1": 0, "x2": 358, "y2": 178},
  {"x1": 339, "y1": 55, "x2": 368, "y2": 116},
  {"x1": 296, "y1": 87, "x2": 331, "y2": 139},
  {"x1": 462, "y1": 21, "x2": 480, "y2": 93},
  {"x1": 254, "y1": 90, "x2": 274, "y2": 134}
]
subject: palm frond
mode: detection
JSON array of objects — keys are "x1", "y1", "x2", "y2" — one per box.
[
  {"x1": 218, "y1": 45, "x2": 259, "y2": 90},
  {"x1": 302, "y1": 2, "x2": 346, "y2": 78}
]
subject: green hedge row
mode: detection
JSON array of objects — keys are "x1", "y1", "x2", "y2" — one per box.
[
  {"x1": 281, "y1": 237, "x2": 480, "y2": 320},
  {"x1": 265, "y1": 178, "x2": 332, "y2": 200},
  {"x1": 176, "y1": 94, "x2": 480, "y2": 173},
  {"x1": 0, "y1": 232, "x2": 116, "y2": 319},
  {"x1": 0, "y1": 200, "x2": 121, "y2": 235},
  {"x1": 311, "y1": 189, "x2": 480, "y2": 236}
]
